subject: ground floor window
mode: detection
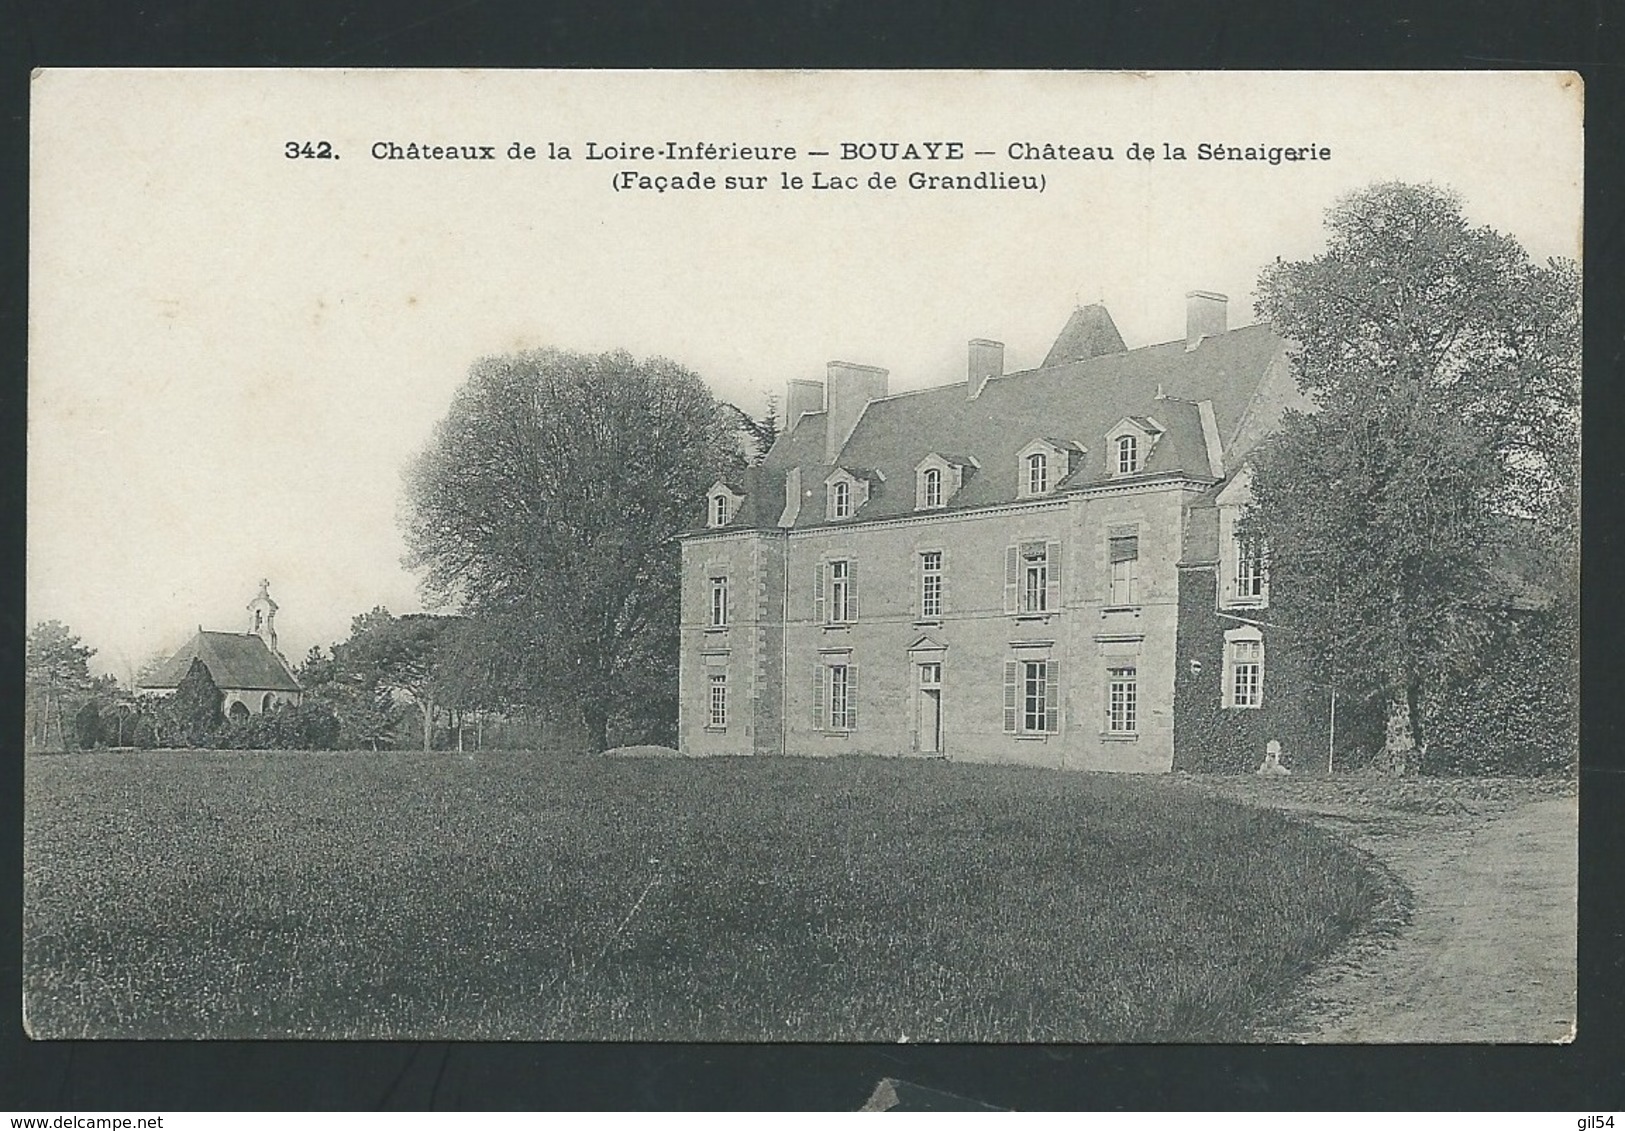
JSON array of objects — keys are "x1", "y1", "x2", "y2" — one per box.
[
  {"x1": 813, "y1": 660, "x2": 858, "y2": 731},
  {"x1": 1004, "y1": 659, "x2": 1059, "y2": 734},
  {"x1": 1107, "y1": 667, "x2": 1137, "y2": 733},
  {"x1": 708, "y1": 673, "x2": 728, "y2": 729},
  {"x1": 1223, "y1": 628, "x2": 1264, "y2": 708}
]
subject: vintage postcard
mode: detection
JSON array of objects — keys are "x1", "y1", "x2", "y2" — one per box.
[{"x1": 25, "y1": 70, "x2": 1581, "y2": 1041}]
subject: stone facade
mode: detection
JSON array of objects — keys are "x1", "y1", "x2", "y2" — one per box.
[{"x1": 679, "y1": 297, "x2": 1306, "y2": 772}]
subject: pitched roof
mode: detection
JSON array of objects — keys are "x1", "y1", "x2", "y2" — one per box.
[
  {"x1": 139, "y1": 631, "x2": 301, "y2": 692},
  {"x1": 1042, "y1": 304, "x2": 1128, "y2": 367},
  {"x1": 744, "y1": 322, "x2": 1281, "y2": 529}
]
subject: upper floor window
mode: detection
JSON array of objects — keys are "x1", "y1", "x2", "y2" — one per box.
[
  {"x1": 709, "y1": 575, "x2": 729, "y2": 628},
  {"x1": 1005, "y1": 540, "x2": 1060, "y2": 615},
  {"x1": 831, "y1": 480, "x2": 851, "y2": 520},
  {"x1": 923, "y1": 467, "x2": 943, "y2": 508},
  {"x1": 919, "y1": 550, "x2": 943, "y2": 619},
  {"x1": 1236, "y1": 537, "x2": 1267, "y2": 601},
  {"x1": 816, "y1": 559, "x2": 857, "y2": 624},
  {"x1": 1026, "y1": 452, "x2": 1049, "y2": 496},
  {"x1": 1109, "y1": 534, "x2": 1139, "y2": 607},
  {"x1": 1116, "y1": 434, "x2": 1139, "y2": 475},
  {"x1": 710, "y1": 494, "x2": 729, "y2": 527}
]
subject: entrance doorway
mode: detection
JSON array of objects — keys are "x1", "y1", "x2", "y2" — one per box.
[{"x1": 917, "y1": 662, "x2": 942, "y2": 754}]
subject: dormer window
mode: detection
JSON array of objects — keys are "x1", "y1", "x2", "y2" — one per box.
[
  {"x1": 914, "y1": 454, "x2": 972, "y2": 510},
  {"x1": 1027, "y1": 453, "x2": 1049, "y2": 496},
  {"x1": 825, "y1": 467, "x2": 877, "y2": 521},
  {"x1": 705, "y1": 481, "x2": 745, "y2": 528},
  {"x1": 1116, "y1": 435, "x2": 1139, "y2": 475},
  {"x1": 1105, "y1": 417, "x2": 1163, "y2": 479},
  {"x1": 1016, "y1": 439, "x2": 1078, "y2": 499}
]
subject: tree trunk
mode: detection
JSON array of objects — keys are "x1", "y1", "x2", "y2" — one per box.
[
  {"x1": 1375, "y1": 686, "x2": 1416, "y2": 776},
  {"x1": 583, "y1": 699, "x2": 609, "y2": 753},
  {"x1": 421, "y1": 698, "x2": 434, "y2": 752}
]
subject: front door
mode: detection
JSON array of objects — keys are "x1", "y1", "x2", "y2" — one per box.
[{"x1": 917, "y1": 662, "x2": 942, "y2": 754}]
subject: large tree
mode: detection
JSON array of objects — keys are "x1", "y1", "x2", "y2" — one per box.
[
  {"x1": 1245, "y1": 182, "x2": 1580, "y2": 774},
  {"x1": 25, "y1": 620, "x2": 98, "y2": 750},
  {"x1": 403, "y1": 348, "x2": 746, "y2": 750},
  {"x1": 337, "y1": 607, "x2": 456, "y2": 752}
]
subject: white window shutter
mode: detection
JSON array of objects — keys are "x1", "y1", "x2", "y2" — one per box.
[
  {"x1": 813, "y1": 562, "x2": 826, "y2": 624},
  {"x1": 811, "y1": 664, "x2": 825, "y2": 730},
  {"x1": 939, "y1": 550, "x2": 948, "y2": 615},
  {"x1": 847, "y1": 562, "x2": 859, "y2": 621},
  {"x1": 1045, "y1": 660, "x2": 1060, "y2": 733},
  {"x1": 912, "y1": 552, "x2": 921, "y2": 618},
  {"x1": 725, "y1": 577, "x2": 734, "y2": 626},
  {"x1": 1003, "y1": 661, "x2": 1019, "y2": 733},
  {"x1": 847, "y1": 661, "x2": 859, "y2": 730},
  {"x1": 1004, "y1": 546, "x2": 1019, "y2": 613},
  {"x1": 1046, "y1": 541, "x2": 1062, "y2": 612}
]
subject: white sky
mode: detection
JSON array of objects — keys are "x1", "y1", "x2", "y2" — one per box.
[{"x1": 28, "y1": 70, "x2": 1583, "y2": 681}]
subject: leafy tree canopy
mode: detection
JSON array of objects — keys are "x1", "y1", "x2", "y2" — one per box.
[
  {"x1": 1244, "y1": 182, "x2": 1579, "y2": 773},
  {"x1": 402, "y1": 347, "x2": 746, "y2": 749}
]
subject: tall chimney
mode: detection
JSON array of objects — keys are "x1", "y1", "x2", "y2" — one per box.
[
  {"x1": 823, "y1": 361, "x2": 889, "y2": 464},
  {"x1": 1186, "y1": 290, "x2": 1228, "y2": 350},
  {"x1": 967, "y1": 339, "x2": 1004, "y2": 400},
  {"x1": 783, "y1": 379, "x2": 824, "y2": 434}
]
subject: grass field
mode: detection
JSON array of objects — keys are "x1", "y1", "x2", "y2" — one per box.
[{"x1": 24, "y1": 750, "x2": 1391, "y2": 1041}]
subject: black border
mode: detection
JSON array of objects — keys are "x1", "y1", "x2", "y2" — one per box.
[{"x1": 5, "y1": 0, "x2": 1623, "y2": 1111}]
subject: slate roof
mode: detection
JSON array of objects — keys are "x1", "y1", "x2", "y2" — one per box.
[
  {"x1": 755, "y1": 322, "x2": 1282, "y2": 529},
  {"x1": 139, "y1": 631, "x2": 301, "y2": 692},
  {"x1": 685, "y1": 313, "x2": 1285, "y2": 536},
  {"x1": 1042, "y1": 303, "x2": 1128, "y2": 367}
]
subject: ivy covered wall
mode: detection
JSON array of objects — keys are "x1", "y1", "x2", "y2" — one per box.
[
  {"x1": 1171, "y1": 566, "x2": 1381, "y2": 774},
  {"x1": 1172, "y1": 566, "x2": 1576, "y2": 776}
]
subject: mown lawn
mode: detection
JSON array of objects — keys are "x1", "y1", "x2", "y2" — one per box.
[{"x1": 24, "y1": 750, "x2": 1389, "y2": 1041}]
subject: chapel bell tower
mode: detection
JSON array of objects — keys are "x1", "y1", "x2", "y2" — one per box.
[{"x1": 247, "y1": 578, "x2": 279, "y2": 654}]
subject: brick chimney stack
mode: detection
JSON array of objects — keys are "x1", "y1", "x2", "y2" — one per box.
[
  {"x1": 783, "y1": 378, "x2": 824, "y2": 434},
  {"x1": 1186, "y1": 290, "x2": 1228, "y2": 350},
  {"x1": 823, "y1": 361, "x2": 889, "y2": 463},
  {"x1": 967, "y1": 339, "x2": 1005, "y2": 400}
]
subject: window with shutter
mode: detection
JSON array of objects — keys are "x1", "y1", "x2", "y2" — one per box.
[
  {"x1": 813, "y1": 562, "x2": 826, "y2": 624},
  {"x1": 1020, "y1": 541, "x2": 1049, "y2": 614},
  {"x1": 1003, "y1": 545, "x2": 1020, "y2": 613},
  {"x1": 846, "y1": 661, "x2": 858, "y2": 730},
  {"x1": 810, "y1": 664, "x2": 825, "y2": 730},
  {"x1": 1044, "y1": 660, "x2": 1060, "y2": 733},
  {"x1": 829, "y1": 559, "x2": 852, "y2": 622},
  {"x1": 1003, "y1": 661, "x2": 1019, "y2": 733},
  {"x1": 1045, "y1": 541, "x2": 1062, "y2": 613}
]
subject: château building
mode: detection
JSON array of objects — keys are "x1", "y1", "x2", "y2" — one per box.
[{"x1": 677, "y1": 294, "x2": 1313, "y2": 772}]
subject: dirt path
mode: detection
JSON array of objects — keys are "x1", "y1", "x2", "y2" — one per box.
[{"x1": 1271, "y1": 793, "x2": 1577, "y2": 1042}]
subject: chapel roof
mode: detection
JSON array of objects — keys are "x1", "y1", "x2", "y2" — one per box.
[{"x1": 139, "y1": 631, "x2": 302, "y2": 693}]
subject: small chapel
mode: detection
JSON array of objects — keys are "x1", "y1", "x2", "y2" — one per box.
[{"x1": 138, "y1": 580, "x2": 303, "y2": 718}]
